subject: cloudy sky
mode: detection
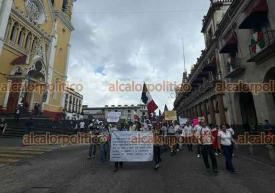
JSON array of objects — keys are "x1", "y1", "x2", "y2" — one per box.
[{"x1": 68, "y1": 0, "x2": 210, "y2": 110}]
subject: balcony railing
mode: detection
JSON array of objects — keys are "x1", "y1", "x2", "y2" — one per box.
[
  {"x1": 181, "y1": 79, "x2": 218, "y2": 106},
  {"x1": 225, "y1": 57, "x2": 245, "y2": 78},
  {"x1": 248, "y1": 30, "x2": 275, "y2": 62}
]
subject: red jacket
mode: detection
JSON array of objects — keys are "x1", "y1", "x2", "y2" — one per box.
[{"x1": 211, "y1": 128, "x2": 218, "y2": 149}]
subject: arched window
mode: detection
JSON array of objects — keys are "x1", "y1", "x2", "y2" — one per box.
[
  {"x1": 31, "y1": 38, "x2": 38, "y2": 52},
  {"x1": 62, "y1": 0, "x2": 68, "y2": 12},
  {"x1": 4, "y1": 20, "x2": 12, "y2": 40},
  {"x1": 18, "y1": 28, "x2": 26, "y2": 47},
  {"x1": 10, "y1": 22, "x2": 19, "y2": 42},
  {"x1": 25, "y1": 33, "x2": 32, "y2": 50}
]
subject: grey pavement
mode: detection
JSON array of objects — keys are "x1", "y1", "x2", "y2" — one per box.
[
  {"x1": 0, "y1": 145, "x2": 274, "y2": 193},
  {"x1": 0, "y1": 137, "x2": 23, "y2": 147}
]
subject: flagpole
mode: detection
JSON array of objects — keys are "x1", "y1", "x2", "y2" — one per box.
[{"x1": 181, "y1": 37, "x2": 187, "y2": 73}]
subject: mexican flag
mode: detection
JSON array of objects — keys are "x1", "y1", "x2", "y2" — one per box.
[
  {"x1": 141, "y1": 83, "x2": 158, "y2": 113},
  {"x1": 251, "y1": 31, "x2": 265, "y2": 54}
]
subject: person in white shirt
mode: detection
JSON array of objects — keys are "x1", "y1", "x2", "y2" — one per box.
[
  {"x1": 167, "y1": 122, "x2": 176, "y2": 155},
  {"x1": 79, "y1": 120, "x2": 85, "y2": 132},
  {"x1": 161, "y1": 123, "x2": 168, "y2": 136},
  {"x1": 218, "y1": 124, "x2": 235, "y2": 173},
  {"x1": 226, "y1": 124, "x2": 235, "y2": 157},
  {"x1": 193, "y1": 123, "x2": 202, "y2": 158},
  {"x1": 227, "y1": 125, "x2": 235, "y2": 136},
  {"x1": 184, "y1": 121, "x2": 193, "y2": 152},
  {"x1": 174, "y1": 121, "x2": 182, "y2": 152},
  {"x1": 200, "y1": 121, "x2": 218, "y2": 174},
  {"x1": 168, "y1": 122, "x2": 175, "y2": 135}
]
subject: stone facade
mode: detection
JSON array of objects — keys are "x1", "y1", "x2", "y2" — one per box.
[
  {"x1": 174, "y1": 0, "x2": 275, "y2": 133},
  {"x1": 82, "y1": 104, "x2": 148, "y2": 121},
  {"x1": 0, "y1": 0, "x2": 76, "y2": 118},
  {"x1": 64, "y1": 87, "x2": 83, "y2": 120}
]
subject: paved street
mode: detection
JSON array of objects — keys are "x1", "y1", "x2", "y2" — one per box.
[
  {"x1": 0, "y1": 138, "x2": 62, "y2": 165},
  {"x1": 0, "y1": 145, "x2": 274, "y2": 193}
]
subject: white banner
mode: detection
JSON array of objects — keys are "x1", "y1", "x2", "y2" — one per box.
[
  {"x1": 110, "y1": 131, "x2": 153, "y2": 162},
  {"x1": 107, "y1": 112, "x2": 121, "y2": 123}
]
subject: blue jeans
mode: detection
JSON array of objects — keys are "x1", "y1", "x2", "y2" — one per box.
[
  {"x1": 222, "y1": 145, "x2": 235, "y2": 172},
  {"x1": 201, "y1": 145, "x2": 217, "y2": 170},
  {"x1": 89, "y1": 144, "x2": 96, "y2": 157},
  {"x1": 100, "y1": 143, "x2": 108, "y2": 162}
]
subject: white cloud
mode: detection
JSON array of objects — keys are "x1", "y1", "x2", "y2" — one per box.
[{"x1": 68, "y1": 0, "x2": 210, "y2": 110}]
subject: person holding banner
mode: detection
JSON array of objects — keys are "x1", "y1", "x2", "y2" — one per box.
[{"x1": 112, "y1": 123, "x2": 124, "y2": 172}]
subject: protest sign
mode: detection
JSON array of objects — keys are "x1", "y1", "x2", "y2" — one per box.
[
  {"x1": 110, "y1": 131, "x2": 153, "y2": 162},
  {"x1": 179, "y1": 117, "x2": 188, "y2": 125},
  {"x1": 193, "y1": 118, "x2": 199, "y2": 126},
  {"x1": 164, "y1": 111, "x2": 177, "y2": 121},
  {"x1": 107, "y1": 112, "x2": 121, "y2": 123}
]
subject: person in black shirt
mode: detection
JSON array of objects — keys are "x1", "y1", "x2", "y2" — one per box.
[
  {"x1": 24, "y1": 117, "x2": 33, "y2": 134},
  {"x1": 0, "y1": 118, "x2": 7, "y2": 136}
]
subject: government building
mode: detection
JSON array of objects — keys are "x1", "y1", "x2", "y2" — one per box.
[
  {"x1": 63, "y1": 87, "x2": 83, "y2": 120},
  {"x1": 82, "y1": 104, "x2": 148, "y2": 121},
  {"x1": 175, "y1": 0, "x2": 275, "y2": 133},
  {"x1": 0, "y1": 0, "x2": 77, "y2": 118}
]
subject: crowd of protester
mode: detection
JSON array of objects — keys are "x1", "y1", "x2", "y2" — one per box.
[{"x1": 80, "y1": 118, "x2": 238, "y2": 174}]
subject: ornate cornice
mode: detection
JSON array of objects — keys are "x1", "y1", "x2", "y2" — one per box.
[
  {"x1": 54, "y1": 11, "x2": 75, "y2": 31},
  {"x1": 11, "y1": 7, "x2": 51, "y2": 42}
]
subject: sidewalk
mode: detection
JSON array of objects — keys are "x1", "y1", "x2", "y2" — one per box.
[
  {"x1": 0, "y1": 137, "x2": 62, "y2": 165},
  {"x1": 0, "y1": 137, "x2": 23, "y2": 147},
  {"x1": 234, "y1": 145, "x2": 275, "y2": 166}
]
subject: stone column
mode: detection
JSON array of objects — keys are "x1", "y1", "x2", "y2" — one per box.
[
  {"x1": 200, "y1": 103, "x2": 204, "y2": 117},
  {"x1": 217, "y1": 94, "x2": 226, "y2": 124},
  {"x1": 208, "y1": 98, "x2": 216, "y2": 125},
  {"x1": 202, "y1": 101, "x2": 208, "y2": 124},
  {"x1": 17, "y1": 79, "x2": 27, "y2": 105},
  {"x1": 2, "y1": 80, "x2": 11, "y2": 110},
  {"x1": 197, "y1": 104, "x2": 202, "y2": 117},
  {"x1": 0, "y1": 0, "x2": 12, "y2": 54}
]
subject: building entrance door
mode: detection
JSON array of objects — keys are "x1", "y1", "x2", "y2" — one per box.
[
  {"x1": 7, "y1": 79, "x2": 22, "y2": 113},
  {"x1": 239, "y1": 92, "x2": 258, "y2": 132}
]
